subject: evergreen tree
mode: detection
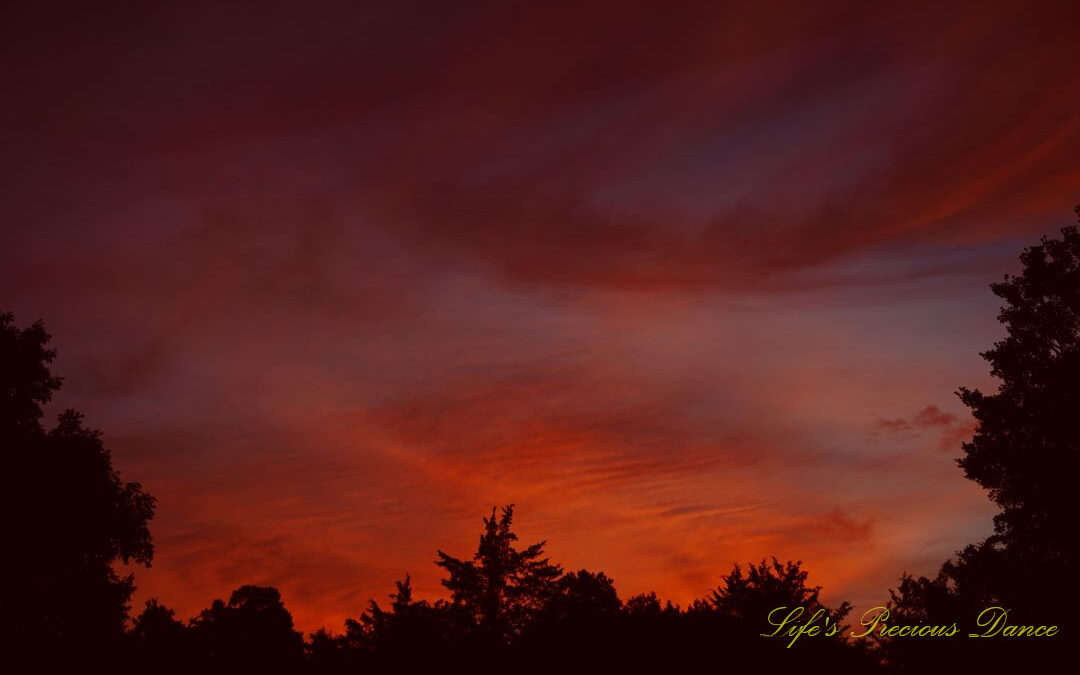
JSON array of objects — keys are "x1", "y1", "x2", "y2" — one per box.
[{"x1": 436, "y1": 504, "x2": 562, "y2": 642}]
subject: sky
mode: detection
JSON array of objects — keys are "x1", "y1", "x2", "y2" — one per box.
[{"x1": 3, "y1": 0, "x2": 1080, "y2": 632}]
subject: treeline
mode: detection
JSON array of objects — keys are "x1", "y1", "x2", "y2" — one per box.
[
  {"x1": 4, "y1": 214, "x2": 1080, "y2": 673},
  {"x1": 126, "y1": 508, "x2": 873, "y2": 674}
]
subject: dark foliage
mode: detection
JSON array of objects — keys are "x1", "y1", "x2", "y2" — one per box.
[
  {"x1": 881, "y1": 212, "x2": 1080, "y2": 671},
  {"x1": 130, "y1": 598, "x2": 191, "y2": 674},
  {"x1": 0, "y1": 312, "x2": 156, "y2": 668},
  {"x1": 436, "y1": 504, "x2": 563, "y2": 642},
  {"x1": 190, "y1": 585, "x2": 306, "y2": 673},
  {"x1": 306, "y1": 510, "x2": 874, "y2": 674}
]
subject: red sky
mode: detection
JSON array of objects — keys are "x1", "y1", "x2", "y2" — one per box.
[{"x1": 3, "y1": 0, "x2": 1080, "y2": 632}]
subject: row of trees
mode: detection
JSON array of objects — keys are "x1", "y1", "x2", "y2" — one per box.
[
  {"x1": 125, "y1": 509, "x2": 872, "y2": 673},
  {"x1": 3, "y1": 210, "x2": 1079, "y2": 672}
]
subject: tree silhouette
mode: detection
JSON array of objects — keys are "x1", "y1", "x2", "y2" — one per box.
[
  {"x1": 0, "y1": 311, "x2": 155, "y2": 666},
  {"x1": 0, "y1": 312, "x2": 62, "y2": 431},
  {"x1": 882, "y1": 212, "x2": 1080, "y2": 670},
  {"x1": 130, "y1": 598, "x2": 191, "y2": 673},
  {"x1": 623, "y1": 590, "x2": 669, "y2": 618},
  {"x1": 544, "y1": 569, "x2": 622, "y2": 622},
  {"x1": 436, "y1": 504, "x2": 562, "y2": 642},
  {"x1": 957, "y1": 215, "x2": 1080, "y2": 577},
  {"x1": 190, "y1": 585, "x2": 305, "y2": 673},
  {"x1": 306, "y1": 627, "x2": 359, "y2": 673},
  {"x1": 517, "y1": 569, "x2": 623, "y2": 668},
  {"x1": 710, "y1": 557, "x2": 852, "y2": 631},
  {"x1": 345, "y1": 574, "x2": 456, "y2": 668},
  {"x1": 677, "y1": 558, "x2": 872, "y2": 670}
]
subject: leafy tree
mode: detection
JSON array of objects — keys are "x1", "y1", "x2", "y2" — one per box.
[
  {"x1": 545, "y1": 569, "x2": 622, "y2": 621},
  {"x1": 343, "y1": 574, "x2": 459, "y2": 670},
  {"x1": 306, "y1": 628, "x2": 357, "y2": 673},
  {"x1": 436, "y1": 504, "x2": 562, "y2": 642},
  {"x1": 705, "y1": 559, "x2": 872, "y2": 669},
  {"x1": 520, "y1": 569, "x2": 622, "y2": 664},
  {"x1": 130, "y1": 598, "x2": 191, "y2": 673},
  {"x1": 709, "y1": 558, "x2": 852, "y2": 638},
  {"x1": 191, "y1": 585, "x2": 305, "y2": 673},
  {"x1": 133, "y1": 598, "x2": 187, "y2": 640},
  {"x1": 0, "y1": 312, "x2": 62, "y2": 431},
  {"x1": 614, "y1": 559, "x2": 869, "y2": 671},
  {"x1": 942, "y1": 216, "x2": 1080, "y2": 618},
  {"x1": 0, "y1": 312, "x2": 155, "y2": 664},
  {"x1": 883, "y1": 212, "x2": 1080, "y2": 670},
  {"x1": 957, "y1": 214, "x2": 1080, "y2": 572},
  {"x1": 623, "y1": 591, "x2": 665, "y2": 618}
]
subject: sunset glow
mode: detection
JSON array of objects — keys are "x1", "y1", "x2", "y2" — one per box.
[{"x1": 4, "y1": 0, "x2": 1080, "y2": 633}]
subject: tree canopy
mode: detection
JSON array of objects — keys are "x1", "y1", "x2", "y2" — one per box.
[
  {"x1": 882, "y1": 212, "x2": 1080, "y2": 670},
  {"x1": 958, "y1": 215, "x2": 1080, "y2": 562},
  {"x1": 0, "y1": 312, "x2": 156, "y2": 666}
]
